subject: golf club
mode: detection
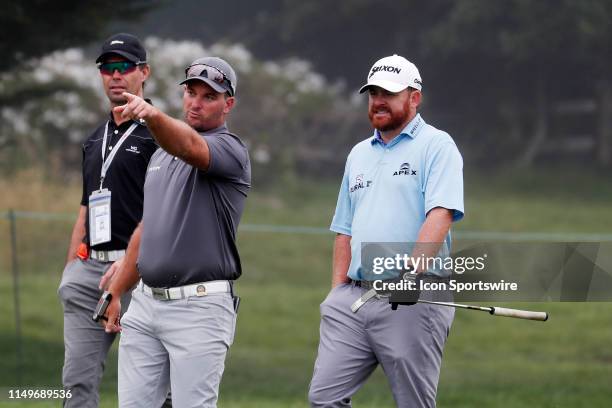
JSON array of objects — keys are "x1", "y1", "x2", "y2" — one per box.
[{"x1": 418, "y1": 300, "x2": 548, "y2": 321}]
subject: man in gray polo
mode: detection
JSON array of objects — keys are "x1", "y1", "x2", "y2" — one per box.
[{"x1": 101, "y1": 57, "x2": 250, "y2": 407}]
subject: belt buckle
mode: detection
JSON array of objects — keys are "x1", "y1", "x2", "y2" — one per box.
[
  {"x1": 151, "y1": 287, "x2": 169, "y2": 300},
  {"x1": 98, "y1": 251, "x2": 106, "y2": 262}
]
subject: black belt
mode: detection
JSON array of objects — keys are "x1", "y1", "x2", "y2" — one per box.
[{"x1": 351, "y1": 275, "x2": 450, "y2": 289}]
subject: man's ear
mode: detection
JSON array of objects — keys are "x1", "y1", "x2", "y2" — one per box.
[
  {"x1": 140, "y1": 64, "x2": 151, "y2": 82},
  {"x1": 411, "y1": 90, "x2": 422, "y2": 109},
  {"x1": 224, "y1": 96, "x2": 236, "y2": 114}
]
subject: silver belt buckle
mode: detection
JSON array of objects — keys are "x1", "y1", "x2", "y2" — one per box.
[
  {"x1": 151, "y1": 287, "x2": 169, "y2": 300},
  {"x1": 97, "y1": 251, "x2": 107, "y2": 262}
]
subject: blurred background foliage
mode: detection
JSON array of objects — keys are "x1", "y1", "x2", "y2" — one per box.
[{"x1": 2, "y1": 0, "x2": 612, "y2": 185}]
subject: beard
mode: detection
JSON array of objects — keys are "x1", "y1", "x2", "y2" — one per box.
[
  {"x1": 368, "y1": 101, "x2": 412, "y2": 132},
  {"x1": 185, "y1": 114, "x2": 206, "y2": 132}
]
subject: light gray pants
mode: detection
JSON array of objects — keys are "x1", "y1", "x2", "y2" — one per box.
[
  {"x1": 308, "y1": 283, "x2": 454, "y2": 408},
  {"x1": 58, "y1": 258, "x2": 131, "y2": 408},
  {"x1": 118, "y1": 287, "x2": 236, "y2": 408}
]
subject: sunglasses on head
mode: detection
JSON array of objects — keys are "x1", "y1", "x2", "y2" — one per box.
[
  {"x1": 184, "y1": 64, "x2": 234, "y2": 95},
  {"x1": 98, "y1": 61, "x2": 143, "y2": 75}
]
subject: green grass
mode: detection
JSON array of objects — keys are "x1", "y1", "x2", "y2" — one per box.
[
  {"x1": 461, "y1": 166, "x2": 612, "y2": 233},
  {"x1": 1, "y1": 166, "x2": 612, "y2": 407}
]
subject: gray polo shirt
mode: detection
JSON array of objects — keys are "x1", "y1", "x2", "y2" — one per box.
[{"x1": 137, "y1": 124, "x2": 251, "y2": 287}]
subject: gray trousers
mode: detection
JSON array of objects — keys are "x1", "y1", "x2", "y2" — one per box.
[
  {"x1": 58, "y1": 258, "x2": 131, "y2": 408},
  {"x1": 308, "y1": 283, "x2": 454, "y2": 408},
  {"x1": 118, "y1": 287, "x2": 236, "y2": 407}
]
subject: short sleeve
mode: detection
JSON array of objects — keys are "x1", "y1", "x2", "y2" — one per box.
[
  {"x1": 203, "y1": 133, "x2": 250, "y2": 184},
  {"x1": 424, "y1": 139, "x2": 464, "y2": 222},
  {"x1": 330, "y1": 159, "x2": 353, "y2": 235}
]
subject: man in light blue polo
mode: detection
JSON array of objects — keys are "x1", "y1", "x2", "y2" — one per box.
[{"x1": 308, "y1": 55, "x2": 464, "y2": 407}]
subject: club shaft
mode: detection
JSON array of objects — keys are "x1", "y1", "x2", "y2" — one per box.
[
  {"x1": 418, "y1": 300, "x2": 491, "y2": 312},
  {"x1": 417, "y1": 300, "x2": 548, "y2": 321}
]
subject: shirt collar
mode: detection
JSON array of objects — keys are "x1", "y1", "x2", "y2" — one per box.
[
  {"x1": 371, "y1": 113, "x2": 425, "y2": 146},
  {"x1": 107, "y1": 115, "x2": 146, "y2": 130}
]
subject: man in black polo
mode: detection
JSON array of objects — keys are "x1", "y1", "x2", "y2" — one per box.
[
  {"x1": 102, "y1": 56, "x2": 250, "y2": 407},
  {"x1": 57, "y1": 33, "x2": 157, "y2": 407}
]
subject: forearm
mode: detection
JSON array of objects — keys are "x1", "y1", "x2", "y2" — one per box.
[
  {"x1": 108, "y1": 222, "x2": 143, "y2": 296},
  {"x1": 412, "y1": 207, "x2": 453, "y2": 273},
  {"x1": 332, "y1": 233, "x2": 352, "y2": 287},
  {"x1": 129, "y1": 104, "x2": 210, "y2": 170},
  {"x1": 66, "y1": 205, "x2": 87, "y2": 263}
]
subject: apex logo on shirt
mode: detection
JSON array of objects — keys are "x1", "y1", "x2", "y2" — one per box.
[
  {"x1": 350, "y1": 174, "x2": 373, "y2": 192},
  {"x1": 393, "y1": 163, "x2": 417, "y2": 176}
]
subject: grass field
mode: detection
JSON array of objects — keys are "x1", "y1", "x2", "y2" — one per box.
[{"x1": 1, "y1": 167, "x2": 611, "y2": 407}]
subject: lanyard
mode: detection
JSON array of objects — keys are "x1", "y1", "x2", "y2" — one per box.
[{"x1": 99, "y1": 121, "x2": 138, "y2": 189}]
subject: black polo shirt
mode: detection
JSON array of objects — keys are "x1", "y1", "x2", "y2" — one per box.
[
  {"x1": 80, "y1": 113, "x2": 158, "y2": 251},
  {"x1": 138, "y1": 124, "x2": 251, "y2": 287}
]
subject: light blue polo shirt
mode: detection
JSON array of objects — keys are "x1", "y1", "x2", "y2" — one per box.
[{"x1": 330, "y1": 113, "x2": 464, "y2": 280}]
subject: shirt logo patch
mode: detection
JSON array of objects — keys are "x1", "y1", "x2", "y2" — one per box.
[
  {"x1": 393, "y1": 162, "x2": 417, "y2": 176},
  {"x1": 350, "y1": 173, "x2": 373, "y2": 192},
  {"x1": 126, "y1": 145, "x2": 140, "y2": 154}
]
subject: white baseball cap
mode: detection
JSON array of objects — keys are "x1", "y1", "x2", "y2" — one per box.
[{"x1": 358, "y1": 54, "x2": 422, "y2": 93}]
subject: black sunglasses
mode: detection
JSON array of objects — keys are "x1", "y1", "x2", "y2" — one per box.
[
  {"x1": 97, "y1": 61, "x2": 145, "y2": 75},
  {"x1": 184, "y1": 64, "x2": 234, "y2": 96}
]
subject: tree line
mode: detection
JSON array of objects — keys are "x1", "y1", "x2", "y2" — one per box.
[{"x1": 2, "y1": 0, "x2": 611, "y2": 182}]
